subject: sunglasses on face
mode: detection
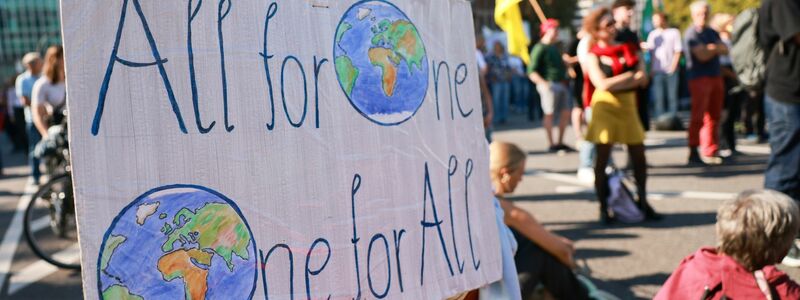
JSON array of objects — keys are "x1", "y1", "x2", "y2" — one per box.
[{"x1": 599, "y1": 16, "x2": 616, "y2": 29}]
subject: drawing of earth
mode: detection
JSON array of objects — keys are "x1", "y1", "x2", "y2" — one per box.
[
  {"x1": 333, "y1": 0, "x2": 429, "y2": 125},
  {"x1": 97, "y1": 185, "x2": 256, "y2": 300}
]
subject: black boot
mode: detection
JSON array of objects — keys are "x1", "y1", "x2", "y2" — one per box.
[
  {"x1": 638, "y1": 199, "x2": 662, "y2": 221},
  {"x1": 687, "y1": 147, "x2": 704, "y2": 165}
]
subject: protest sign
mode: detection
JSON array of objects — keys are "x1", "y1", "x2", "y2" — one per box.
[{"x1": 62, "y1": 0, "x2": 502, "y2": 298}]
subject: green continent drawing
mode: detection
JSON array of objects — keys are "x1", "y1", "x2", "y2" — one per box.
[
  {"x1": 336, "y1": 22, "x2": 353, "y2": 46},
  {"x1": 370, "y1": 19, "x2": 425, "y2": 73},
  {"x1": 100, "y1": 235, "x2": 127, "y2": 272},
  {"x1": 102, "y1": 285, "x2": 143, "y2": 300},
  {"x1": 162, "y1": 203, "x2": 251, "y2": 271},
  {"x1": 335, "y1": 56, "x2": 359, "y2": 97}
]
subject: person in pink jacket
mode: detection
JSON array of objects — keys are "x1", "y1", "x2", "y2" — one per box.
[{"x1": 656, "y1": 190, "x2": 800, "y2": 299}]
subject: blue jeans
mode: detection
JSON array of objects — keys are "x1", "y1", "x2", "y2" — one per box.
[
  {"x1": 764, "y1": 95, "x2": 800, "y2": 201},
  {"x1": 27, "y1": 122, "x2": 41, "y2": 183},
  {"x1": 651, "y1": 72, "x2": 679, "y2": 118},
  {"x1": 578, "y1": 108, "x2": 595, "y2": 169},
  {"x1": 492, "y1": 81, "x2": 511, "y2": 124},
  {"x1": 512, "y1": 76, "x2": 530, "y2": 111}
]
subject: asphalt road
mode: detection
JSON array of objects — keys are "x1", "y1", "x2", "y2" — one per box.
[
  {"x1": 0, "y1": 140, "x2": 83, "y2": 300},
  {"x1": 0, "y1": 112, "x2": 793, "y2": 299}
]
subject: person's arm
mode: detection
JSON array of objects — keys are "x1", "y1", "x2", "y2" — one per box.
[
  {"x1": 669, "y1": 33, "x2": 683, "y2": 74},
  {"x1": 499, "y1": 199, "x2": 575, "y2": 268},
  {"x1": 714, "y1": 41, "x2": 729, "y2": 55},
  {"x1": 585, "y1": 54, "x2": 638, "y2": 92},
  {"x1": 668, "y1": 51, "x2": 682, "y2": 74},
  {"x1": 15, "y1": 77, "x2": 30, "y2": 106},
  {"x1": 690, "y1": 43, "x2": 721, "y2": 63},
  {"x1": 527, "y1": 45, "x2": 548, "y2": 85},
  {"x1": 563, "y1": 54, "x2": 579, "y2": 79},
  {"x1": 31, "y1": 83, "x2": 49, "y2": 138},
  {"x1": 477, "y1": 52, "x2": 488, "y2": 76},
  {"x1": 562, "y1": 53, "x2": 579, "y2": 66},
  {"x1": 528, "y1": 71, "x2": 548, "y2": 86},
  {"x1": 635, "y1": 58, "x2": 649, "y2": 87},
  {"x1": 480, "y1": 76, "x2": 493, "y2": 128},
  {"x1": 686, "y1": 29, "x2": 721, "y2": 63}
]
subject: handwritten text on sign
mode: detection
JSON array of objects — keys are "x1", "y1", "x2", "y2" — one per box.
[{"x1": 63, "y1": 0, "x2": 501, "y2": 299}]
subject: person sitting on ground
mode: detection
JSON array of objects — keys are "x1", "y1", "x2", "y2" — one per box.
[
  {"x1": 490, "y1": 141, "x2": 589, "y2": 299},
  {"x1": 655, "y1": 190, "x2": 800, "y2": 299}
]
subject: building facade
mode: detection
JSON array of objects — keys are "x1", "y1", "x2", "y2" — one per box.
[{"x1": 0, "y1": 0, "x2": 62, "y2": 79}]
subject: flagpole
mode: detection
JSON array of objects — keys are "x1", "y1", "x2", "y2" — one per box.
[{"x1": 527, "y1": 0, "x2": 548, "y2": 23}]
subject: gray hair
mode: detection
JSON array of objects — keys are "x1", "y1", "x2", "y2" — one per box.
[
  {"x1": 690, "y1": 1, "x2": 709, "y2": 13},
  {"x1": 21, "y1": 52, "x2": 41, "y2": 66},
  {"x1": 717, "y1": 190, "x2": 800, "y2": 271}
]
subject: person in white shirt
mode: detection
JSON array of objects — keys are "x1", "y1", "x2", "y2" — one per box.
[
  {"x1": 31, "y1": 46, "x2": 66, "y2": 140},
  {"x1": 645, "y1": 12, "x2": 683, "y2": 118}
]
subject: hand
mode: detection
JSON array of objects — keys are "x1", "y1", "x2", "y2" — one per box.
[
  {"x1": 555, "y1": 236, "x2": 576, "y2": 268},
  {"x1": 634, "y1": 70, "x2": 648, "y2": 86},
  {"x1": 707, "y1": 43, "x2": 719, "y2": 54}
]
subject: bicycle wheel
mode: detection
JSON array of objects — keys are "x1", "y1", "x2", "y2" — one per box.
[{"x1": 23, "y1": 174, "x2": 81, "y2": 270}]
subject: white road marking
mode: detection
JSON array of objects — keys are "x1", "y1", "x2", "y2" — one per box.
[
  {"x1": 0, "y1": 184, "x2": 37, "y2": 294},
  {"x1": 736, "y1": 145, "x2": 771, "y2": 155},
  {"x1": 528, "y1": 170, "x2": 593, "y2": 187},
  {"x1": 554, "y1": 185, "x2": 592, "y2": 194},
  {"x1": 552, "y1": 186, "x2": 736, "y2": 201},
  {"x1": 8, "y1": 243, "x2": 80, "y2": 295},
  {"x1": 643, "y1": 138, "x2": 667, "y2": 146}
]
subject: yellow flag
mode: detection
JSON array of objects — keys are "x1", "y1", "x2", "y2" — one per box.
[{"x1": 494, "y1": 0, "x2": 530, "y2": 65}]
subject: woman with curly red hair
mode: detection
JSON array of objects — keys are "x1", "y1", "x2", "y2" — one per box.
[{"x1": 581, "y1": 8, "x2": 660, "y2": 223}]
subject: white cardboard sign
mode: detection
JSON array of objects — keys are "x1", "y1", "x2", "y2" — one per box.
[{"x1": 62, "y1": 0, "x2": 501, "y2": 299}]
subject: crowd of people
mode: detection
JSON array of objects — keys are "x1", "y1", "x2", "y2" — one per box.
[
  {"x1": 473, "y1": 0, "x2": 800, "y2": 298},
  {"x1": 0, "y1": 46, "x2": 66, "y2": 181},
  {"x1": 477, "y1": 0, "x2": 773, "y2": 165}
]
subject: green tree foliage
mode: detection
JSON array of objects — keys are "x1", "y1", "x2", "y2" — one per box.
[{"x1": 663, "y1": 0, "x2": 761, "y2": 31}]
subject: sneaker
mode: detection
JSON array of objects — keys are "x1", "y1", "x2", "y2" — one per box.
[
  {"x1": 782, "y1": 240, "x2": 800, "y2": 267},
  {"x1": 548, "y1": 145, "x2": 560, "y2": 153},
  {"x1": 700, "y1": 155, "x2": 723, "y2": 165}
]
